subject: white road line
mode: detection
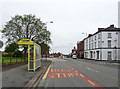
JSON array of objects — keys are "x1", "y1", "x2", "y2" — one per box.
[
  {"x1": 70, "y1": 73, "x2": 73, "y2": 77},
  {"x1": 86, "y1": 67, "x2": 98, "y2": 72},
  {"x1": 80, "y1": 74, "x2": 84, "y2": 77},
  {"x1": 63, "y1": 73, "x2": 66, "y2": 77},
  {"x1": 88, "y1": 80, "x2": 95, "y2": 86},
  {"x1": 57, "y1": 73, "x2": 60, "y2": 78}
]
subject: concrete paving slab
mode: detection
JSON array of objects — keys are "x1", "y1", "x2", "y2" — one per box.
[{"x1": 1, "y1": 60, "x2": 51, "y2": 88}]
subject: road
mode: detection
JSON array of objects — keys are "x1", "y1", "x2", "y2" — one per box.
[{"x1": 36, "y1": 58, "x2": 119, "y2": 89}]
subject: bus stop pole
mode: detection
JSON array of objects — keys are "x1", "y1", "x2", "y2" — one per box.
[
  {"x1": 34, "y1": 45, "x2": 36, "y2": 71},
  {"x1": 28, "y1": 45, "x2": 30, "y2": 71}
]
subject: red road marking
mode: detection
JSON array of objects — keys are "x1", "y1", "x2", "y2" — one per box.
[
  {"x1": 47, "y1": 69, "x2": 75, "y2": 78},
  {"x1": 67, "y1": 65, "x2": 105, "y2": 89},
  {"x1": 46, "y1": 65, "x2": 104, "y2": 89}
]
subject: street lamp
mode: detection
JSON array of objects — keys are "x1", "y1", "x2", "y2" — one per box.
[
  {"x1": 45, "y1": 21, "x2": 53, "y2": 60},
  {"x1": 44, "y1": 21, "x2": 53, "y2": 29},
  {"x1": 46, "y1": 21, "x2": 53, "y2": 24}
]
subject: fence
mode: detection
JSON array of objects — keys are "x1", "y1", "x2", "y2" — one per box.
[{"x1": 2, "y1": 57, "x2": 27, "y2": 65}]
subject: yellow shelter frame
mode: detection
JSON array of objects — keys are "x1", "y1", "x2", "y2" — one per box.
[{"x1": 18, "y1": 39, "x2": 41, "y2": 71}]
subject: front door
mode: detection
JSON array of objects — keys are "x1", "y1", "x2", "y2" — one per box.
[
  {"x1": 108, "y1": 51, "x2": 112, "y2": 60},
  {"x1": 97, "y1": 51, "x2": 99, "y2": 59}
]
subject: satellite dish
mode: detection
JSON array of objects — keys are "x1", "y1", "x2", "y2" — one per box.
[{"x1": 0, "y1": 40, "x2": 3, "y2": 48}]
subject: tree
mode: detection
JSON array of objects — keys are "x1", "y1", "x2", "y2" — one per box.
[
  {"x1": 5, "y1": 43, "x2": 19, "y2": 53},
  {"x1": 13, "y1": 50, "x2": 23, "y2": 57},
  {"x1": 0, "y1": 40, "x2": 3, "y2": 48},
  {"x1": 5, "y1": 43, "x2": 19, "y2": 56},
  {"x1": 2, "y1": 14, "x2": 51, "y2": 44},
  {"x1": 40, "y1": 42, "x2": 50, "y2": 56}
]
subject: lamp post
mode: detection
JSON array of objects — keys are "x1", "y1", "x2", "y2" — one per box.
[{"x1": 45, "y1": 21, "x2": 53, "y2": 61}]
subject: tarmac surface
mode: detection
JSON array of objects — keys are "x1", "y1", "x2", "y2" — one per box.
[{"x1": 36, "y1": 58, "x2": 119, "y2": 89}]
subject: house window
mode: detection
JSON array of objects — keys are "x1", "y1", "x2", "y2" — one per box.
[
  {"x1": 95, "y1": 35, "x2": 96, "y2": 40},
  {"x1": 86, "y1": 44, "x2": 87, "y2": 50},
  {"x1": 108, "y1": 40, "x2": 111, "y2": 48},
  {"x1": 89, "y1": 44, "x2": 90, "y2": 49},
  {"x1": 108, "y1": 33, "x2": 112, "y2": 38},
  {"x1": 98, "y1": 34, "x2": 100, "y2": 39},
  {"x1": 92, "y1": 43, "x2": 93, "y2": 49},
  {"x1": 95, "y1": 42, "x2": 96, "y2": 48},
  {"x1": 98, "y1": 41, "x2": 100, "y2": 48},
  {"x1": 92, "y1": 37, "x2": 93, "y2": 42},
  {"x1": 107, "y1": 51, "x2": 112, "y2": 60}
]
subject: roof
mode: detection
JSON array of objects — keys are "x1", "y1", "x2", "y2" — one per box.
[
  {"x1": 84, "y1": 25, "x2": 120, "y2": 40},
  {"x1": 18, "y1": 39, "x2": 34, "y2": 47}
]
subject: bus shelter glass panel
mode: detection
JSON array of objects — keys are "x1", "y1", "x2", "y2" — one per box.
[
  {"x1": 28, "y1": 44, "x2": 41, "y2": 71},
  {"x1": 28, "y1": 45, "x2": 34, "y2": 71},
  {"x1": 35, "y1": 45, "x2": 41, "y2": 70}
]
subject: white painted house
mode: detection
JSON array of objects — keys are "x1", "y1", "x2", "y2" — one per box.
[{"x1": 84, "y1": 25, "x2": 120, "y2": 61}]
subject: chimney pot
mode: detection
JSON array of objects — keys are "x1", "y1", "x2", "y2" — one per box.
[{"x1": 110, "y1": 24, "x2": 114, "y2": 28}]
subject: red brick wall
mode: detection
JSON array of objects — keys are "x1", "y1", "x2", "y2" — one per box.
[{"x1": 77, "y1": 41, "x2": 84, "y2": 58}]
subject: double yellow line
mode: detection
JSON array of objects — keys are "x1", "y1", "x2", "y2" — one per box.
[{"x1": 42, "y1": 65, "x2": 51, "y2": 80}]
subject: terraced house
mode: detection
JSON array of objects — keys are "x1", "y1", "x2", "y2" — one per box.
[{"x1": 84, "y1": 25, "x2": 120, "y2": 61}]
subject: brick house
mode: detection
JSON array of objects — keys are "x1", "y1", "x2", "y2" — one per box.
[{"x1": 77, "y1": 40, "x2": 84, "y2": 58}]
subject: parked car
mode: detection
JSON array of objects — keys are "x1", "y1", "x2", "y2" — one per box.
[{"x1": 72, "y1": 55, "x2": 77, "y2": 59}]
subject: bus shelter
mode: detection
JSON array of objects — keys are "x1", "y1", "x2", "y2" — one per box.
[{"x1": 18, "y1": 39, "x2": 41, "y2": 71}]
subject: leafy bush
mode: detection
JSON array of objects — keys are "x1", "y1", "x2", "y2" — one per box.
[
  {"x1": 5, "y1": 43, "x2": 19, "y2": 53},
  {"x1": 13, "y1": 50, "x2": 23, "y2": 57},
  {"x1": 2, "y1": 52, "x2": 9, "y2": 57}
]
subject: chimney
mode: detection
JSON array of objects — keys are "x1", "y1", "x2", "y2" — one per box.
[
  {"x1": 98, "y1": 28, "x2": 104, "y2": 31},
  {"x1": 110, "y1": 24, "x2": 114, "y2": 28},
  {"x1": 88, "y1": 34, "x2": 92, "y2": 37}
]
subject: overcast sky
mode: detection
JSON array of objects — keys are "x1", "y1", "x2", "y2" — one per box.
[{"x1": 0, "y1": 0, "x2": 119, "y2": 54}]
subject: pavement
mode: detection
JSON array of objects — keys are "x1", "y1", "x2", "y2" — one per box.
[
  {"x1": 75, "y1": 58, "x2": 120, "y2": 68},
  {"x1": 36, "y1": 58, "x2": 119, "y2": 89},
  {"x1": 1, "y1": 59, "x2": 51, "y2": 89},
  {"x1": 2, "y1": 62, "x2": 28, "y2": 72}
]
